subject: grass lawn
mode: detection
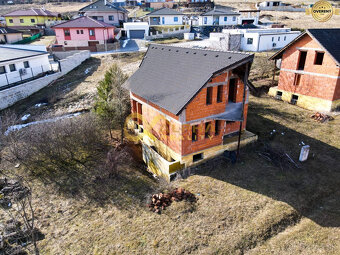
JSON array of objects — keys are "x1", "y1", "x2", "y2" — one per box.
[{"x1": 1, "y1": 52, "x2": 339, "y2": 254}]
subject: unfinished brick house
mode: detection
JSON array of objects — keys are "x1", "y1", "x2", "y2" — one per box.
[
  {"x1": 124, "y1": 44, "x2": 257, "y2": 180},
  {"x1": 269, "y1": 29, "x2": 340, "y2": 112}
]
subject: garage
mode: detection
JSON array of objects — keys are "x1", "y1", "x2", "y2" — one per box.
[
  {"x1": 129, "y1": 30, "x2": 145, "y2": 39},
  {"x1": 123, "y1": 22, "x2": 149, "y2": 39}
]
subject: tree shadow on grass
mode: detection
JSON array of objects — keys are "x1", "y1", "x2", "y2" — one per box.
[{"x1": 193, "y1": 112, "x2": 340, "y2": 228}]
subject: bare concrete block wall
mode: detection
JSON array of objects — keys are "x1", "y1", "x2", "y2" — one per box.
[{"x1": 0, "y1": 50, "x2": 91, "y2": 110}]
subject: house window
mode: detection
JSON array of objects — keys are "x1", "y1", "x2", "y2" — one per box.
[
  {"x1": 284, "y1": 36, "x2": 286, "y2": 41},
  {"x1": 224, "y1": 17, "x2": 227, "y2": 22},
  {"x1": 31, "y1": 19, "x2": 35, "y2": 23},
  {"x1": 217, "y1": 85, "x2": 223, "y2": 102},
  {"x1": 9, "y1": 64, "x2": 16, "y2": 72},
  {"x1": 109, "y1": 15, "x2": 114, "y2": 21},
  {"x1": 192, "y1": 125, "x2": 198, "y2": 141},
  {"x1": 23, "y1": 61, "x2": 29, "y2": 68},
  {"x1": 0, "y1": 66, "x2": 6, "y2": 74},
  {"x1": 247, "y1": 38, "x2": 253, "y2": 45},
  {"x1": 232, "y1": 16, "x2": 236, "y2": 21},
  {"x1": 166, "y1": 120, "x2": 170, "y2": 136},
  {"x1": 272, "y1": 37, "x2": 274, "y2": 41},
  {"x1": 291, "y1": 94, "x2": 299, "y2": 105},
  {"x1": 76, "y1": 30, "x2": 80, "y2": 34},
  {"x1": 278, "y1": 36, "x2": 280, "y2": 41},
  {"x1": 204, "y1": 17, "x2": 207, "y2": 24},
  {"x1": 174, "y1": 17, "x2": 178, "y2": 22},
  {"x1": 314, "y1": 52, "x2": 324, "y2": 65},
  {"x1": 162, "y1": 17, "x2": 165, "y2": 24},
  {"x1": 215, "y1": 120, "x2": 220, "y2": 135},
  {"x1": 89, "y1": 29, "x2": 95, "y2": 36},
  {"x1": 193, "y1": 153, "x2": 203, "y2": 162},
  {"x1": 9, "y1": 19, "x2": 13, "y2": 23},
  {"x1": 294, "y1": 74, "x2": 302, "y2": 85},
  {"x1": 206, "y1": 87, "x2": 213, "y2": 105},
  {"x1": 297, "y1": 51, "x2": 307, "y2": 70},
  {"x1": 153, "y1": 17, "x2": 157, "y2": 21},
  {"x1": 64, "y1": 29, "x2": 70, "y2": 37},
  {"x1": 81, "y1": 30, "x2": 83, "y2": 34},
  {"x1": 20, "y1": 19, "x2": 24, "y2": 23},
  {"x1": 205, "y1": 122, "x2": 211, "y2": 138}
]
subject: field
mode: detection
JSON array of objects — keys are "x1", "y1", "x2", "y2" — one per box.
[{"x1": 1, "y1": 51, "x2": 339, "y2": 254}]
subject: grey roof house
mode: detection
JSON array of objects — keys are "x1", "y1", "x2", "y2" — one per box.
[
  {"x1": 79, "y1": 0, "x2": 128, "y2": 27},
  {"x1": 146, "y1": 8, "x2": 185, "y2": 26},
  {"x1": 199, "y1": 8, "x2": 240, "y2": 26},
  {"x1": 124, "y1": 44, "x2": 257, "y2": 180}
]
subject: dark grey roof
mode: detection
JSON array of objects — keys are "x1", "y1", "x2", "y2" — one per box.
[
  {"x1": 0, "y1": 46, "x2": 48, "y2": 63},
  {"x1": 124, "y1": 44, "x2": 253, "y2": 115},
  {"x1": 79, "y1": 0, "x2": 128, "y2": 13},
  {"x1": 146, "y1": 7, "x2": 184, "y2": 16},
  {"x1": 0, "y1": 27, "x2": 22, "y2": 34},
  {"x1": 201, "y1": 9, "x2": 240, "y2": 16},
  {"x1": 270, "y1": 29, "x2": 340, "y2": 66}
]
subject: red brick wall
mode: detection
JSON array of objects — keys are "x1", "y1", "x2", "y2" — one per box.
[
  {"x1": 185, "y1": 71, "x2": 245, "y2": 121},
  {"x1": 278, "y1": 34, "x2": 339, "y2": 101}
]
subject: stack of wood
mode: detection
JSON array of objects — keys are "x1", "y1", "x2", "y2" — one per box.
[
  {"x1": 310, "y1": 112, "x2": 334, "y2": 123},
  {"x1": 148, "y1": 188, "x2": 197, "y2": 214}
]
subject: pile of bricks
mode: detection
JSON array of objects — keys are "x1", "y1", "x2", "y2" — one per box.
[
  {"x1": 148, "y1": 188, "x2": 197, "y2": 214},
  {"x1": 310, "y1": 112, "x2": 334, "y2": 123}
]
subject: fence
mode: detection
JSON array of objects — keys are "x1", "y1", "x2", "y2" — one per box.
[
  {"x1": 145, "y1": 26, "x2": 190, "y2": 40},
  {"x1": 13, "y1": 33, "x2": 42, "y2": 44}
]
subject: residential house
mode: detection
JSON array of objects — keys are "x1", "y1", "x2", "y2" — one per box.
[
  {"x1": 124, "y1": 44, "x2": 257, "y2": 180},
  {"x1": 78, "y1": 0, "x2": 128, "y2": 27},
  {"x1": 4, "y1": 8, "x2": 61, "y2": 30},
  {"x1": 199, "y1": 8, "x2": 240, "y2": 26},
  {"x1": 146, "y1": 8, "x2": 184, "y2": 26},
  {"x1": 52, "y1": 16, "x2": 117, "y2": 51},
  {"x1": 238, "y1": 10, "x2": 260, "y2": 25},
  {"x1": 145, "y1": 0, "x2": 174, "y2": 10},
  {"x1": 123, "y1": 22, "x2": 149, "y2": 39},
  {"x1": 0, "y1": 27, "x2": 23, "y2": 43},
  {"x1": 0, "y1": 45, "x2": 50, "y2": 88},
  {"x1": 221, "y1": 28, "x2": 301, "y2": 52},
  {"x1": 269, "y1": 29, "x2": 340, "y2": 112}
]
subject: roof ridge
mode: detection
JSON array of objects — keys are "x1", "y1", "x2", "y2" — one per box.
[
  {"x1": 87, "y1": 16, "x2": 107, "y2": 27},
  {"x1": 150, "y1": 43, "x2": 252, "y2": 56}
]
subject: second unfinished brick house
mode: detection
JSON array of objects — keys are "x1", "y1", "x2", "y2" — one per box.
[{"x1": 124, "y1": 45, "x2": 257, "y2": 180}]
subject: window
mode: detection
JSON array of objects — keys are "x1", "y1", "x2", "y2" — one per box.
[
  {"x1": 23, "y1": 61, "x2": 29, "y2": 68},
  {"x1": 162, "y1": 17, "x2": 165, "y2": 24},
  {"x1": 89, "y1": 29, "x2": 95, "y2": 36},
  {"x1": 9, "y1": 19, "x2": 13, "y2": 23},
  {"x1": 20, "y1": 19, "x2": 24, "y2": 23},
  {"x1": 109, "y1": 15, "x2": 114, "y2": 21},
  {"x1": 314, "y1": 52, "x2": 324, "y2": 65},
  {"x1": 64, "y1": 29, "x2": 70, "y2": 37},
  {"x1": 284, "y1": 36, "x2": 286, "y2": 41},
  {"x1": 294, "y1": 74, "x2": 302, "y2": 85},
  {"x1": 272, "y1": 37, "x2": 274, "y2": 41},
  {"x1": 206, "y1": 87, "x2": 213, "y2": 105},
  {"x1": 31, "y1": 19, "x2": 35, "y2": 23},
  {"x1": 153, "y1": 17, "x2": 157, "y2": 21},
  {"x1": 205, "y1": 122, "x2": 211, "y2": 138},
  {"x1": 224, "y1": 17, "x2": 227, "y2": 22},
  {"x1": 0, "y1": 66, "x2": 6, "y2": 74},
  {"x1": 215, "y1": 120, "x2": 220, "y2": 135},
  {"x1": 9, "y1": 64, "x2": 16, "y2": 72},
  {"x1": 204, "y1": 17, "x2": 207, "y2": 24},
  {"x1": 77, "y1": 30, "x2": 80, "y2": 34},
  {"x1": 232, "y1": 16, "x2": 236, "y2": 21},
  {"x1": 217, "y1": 85, "x2": 223, "y2": 102},
  {"x1": 192, "y1": 125, "x2": 198, "y2": 141},
  {"x1": 64, "y1": 41, "x2": 68, "y2": 45},
  {"x1": 278, "y1": 36, "x2": 280, "y2": 41},
  {"x1": 291, "y1": 94, "x2": 299, "y2": 105},
  {"x1": 193, "y1": 153, "x2": 203, "y2": 162},
  {"x1": 80, "y1": 30, "x2": 83, "y2": 34},
  {"x1": 276, "y1": 91, "x2": 282, "y2": 100},
  {"x1": 174, "y1": 17, "x2": 178, "y2": 22},
  {"x1": 297, "y1": 51, "x2": 307, "y2": 70},
  {"x1": 166, "y1": 120, "x2": 170, "y2": 136},
  {"x1": 247, "y1": 38, "x2": 253, "y2": 45}
]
